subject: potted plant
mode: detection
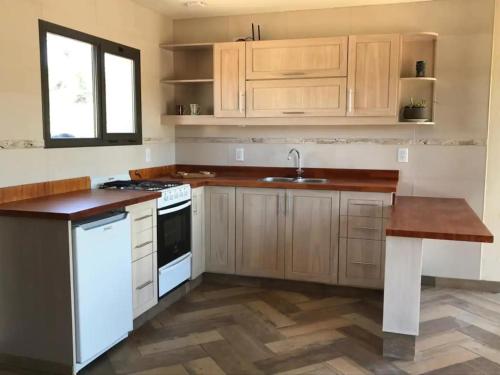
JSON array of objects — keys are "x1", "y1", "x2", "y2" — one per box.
[{"x1": 403, "y1": 98, "x2": 428, "y2": 122}]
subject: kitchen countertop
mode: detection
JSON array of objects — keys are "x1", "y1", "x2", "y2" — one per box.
[
  {"x1": 0, "y1": 189, "x2": 161, "y2": 221},
  {"x1": 159, "y1": 176, "x2": 398, "y2": 192},
  {"x1": 386, "y1": 196, "x2": 494, "y2": 243},
  {"x1": 131, "y1": 165, "x2": 399, "y2": 193}
]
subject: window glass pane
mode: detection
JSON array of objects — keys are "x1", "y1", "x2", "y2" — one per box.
[
  {"x1": 46, "y1": 33, "x2": 97, "y2": 139},
  {"x1": 104, "y1": 53, "x2": 135, "y2": 134}
]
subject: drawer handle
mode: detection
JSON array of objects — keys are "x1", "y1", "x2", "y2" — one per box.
[
  {"x1": 353, "y1": 227, "x2": 379, "y2": 231},
  {"x1": 351, "y1": 261, "x2": 377, "y2": 266},
  {"x1": 135, "y1": 240, "x2": 153, "y2": 249},
  {"x1": 351, "y1": 203, "x2": 379, "y2": 207},
  {"x1": 136, "y1": 280, "x2": 153, "y2": 290},
  {"x1": 282, "y1": 72, "x2": 305, "y2": 76},
  {"x1": 134, "y1": 214, "x2": 152, "y2": 222},
  {"x1": 283, "y1": 111, "x2": 305, "y2": 115}
]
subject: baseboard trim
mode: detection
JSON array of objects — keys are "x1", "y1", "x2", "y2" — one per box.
[
  {"x1": 422, "y1": 276, "x2": 500, "y2": 293},
  {"x1": 0, "y1": 353, "x2": 72, "y2": 375}
]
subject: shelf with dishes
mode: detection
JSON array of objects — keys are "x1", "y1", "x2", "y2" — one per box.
[{"x1": 160, "y1": 42, "x2": 215, "y2": 116}]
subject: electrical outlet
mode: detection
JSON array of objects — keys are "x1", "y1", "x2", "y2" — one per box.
[
  {"x1": 145, "y1": 147, "x2": 152, "y2": 163},
  {"x1": 398, "y1": 148, "x2": 409, "y2": 163},
  {"x1": 235, "y1": 147, "x2": 244, "y2": 161}
]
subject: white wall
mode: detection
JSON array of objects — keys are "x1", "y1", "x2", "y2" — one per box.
[
  {"x1": 0, "y1": 0, "x2": 175, "y2": 187},
  {"x1": 173, "y1": 0, "x2": 494, "y2": 280}
]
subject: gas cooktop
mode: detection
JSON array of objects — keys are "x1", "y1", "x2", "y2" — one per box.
[{"x1": 99, "y1": 180, "x2": 181, "y2": 191}]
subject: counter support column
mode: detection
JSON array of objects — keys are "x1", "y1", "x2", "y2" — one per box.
[{"x1": 383, "y1": 236, "x2": 423, "y2": 360}]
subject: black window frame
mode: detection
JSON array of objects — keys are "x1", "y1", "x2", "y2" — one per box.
[{"x1": 38, "y1": 20, "x2": 142, "y2": 148}]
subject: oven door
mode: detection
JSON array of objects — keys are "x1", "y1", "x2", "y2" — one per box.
[{"x1": 157, "y1": 200, "x2": 191, "y2": 269}]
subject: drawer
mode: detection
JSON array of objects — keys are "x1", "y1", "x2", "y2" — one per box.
[
  {"x1": 132, "y1": 228, "x2": 155, "y2": 261},
  {"x1": 339, "y1": 238, "x2": 385, "y2": 288},
  {"x1": 340, "y1": 216, "x2": 383, "y2": 240},
  {"x1": 340, "y1": 191, "x2": 392, "y2": 218},
  {"x1": 132, "y1": 253, "x2": 156, "y2": 311},
  {"x1": 348, "y1": 199, "x2": 384, "y2": 218},
  {"x1": 131, "y1": 208, "x2": 154, "y2": 232}
]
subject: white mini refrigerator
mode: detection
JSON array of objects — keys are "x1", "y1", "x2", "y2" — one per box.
[{"x1": 72, "y1": 212, "x2": 133, "y2": 372}]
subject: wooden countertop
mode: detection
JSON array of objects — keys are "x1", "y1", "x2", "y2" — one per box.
[
  {"x1": 132, "y1": 165, "x2": 399, "y2": 193},
  {"x1": 0, "y1": 189, "x2": 160, "y2": 221},
  {"x1": 154, "y1": 176, "x2": 398, "y2": 192},
  {"x1": 386, "y1": 196, "x2": 493, "y2": 243}
]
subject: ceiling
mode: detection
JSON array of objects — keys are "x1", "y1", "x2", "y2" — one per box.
[{"x1": 133, "y1": 0, "x2": 433, "y2": 20}]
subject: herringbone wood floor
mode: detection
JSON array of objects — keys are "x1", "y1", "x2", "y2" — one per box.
[{"x1": 5, "y1": 275, "x2": 500, "y2": 374}]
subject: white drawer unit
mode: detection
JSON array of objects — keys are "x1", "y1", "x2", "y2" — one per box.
[
  {"x1": 126, "y1": 200, "x2": 158, "y2": 318},
  {"x1": 339, "y1": 191, "x2": 393, "y2": 289}
]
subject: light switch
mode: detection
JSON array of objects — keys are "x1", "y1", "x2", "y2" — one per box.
[
  {"x1": 235, "y1": 148, "x2": 244, "y2": 161},
  {"x1": 398, "y1": 148, "x2": 409, "y2": 163},
  {"x1": 145, "y1": 147, "x2": 152, "y2": 163}
]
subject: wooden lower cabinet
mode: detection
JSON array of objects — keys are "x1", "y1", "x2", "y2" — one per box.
[
  {"x1": 235, "y1": 188, "x2": 285, "y2": 278},
  {"x1": 191, "y1": 187, "x2": 205, "y2": 279},
  {"x1": 285, "y1": 189, "x2": 340, "y2": 284},
  {"x1": 205, "y1": 186, "x2": 236, "y2": 274}
]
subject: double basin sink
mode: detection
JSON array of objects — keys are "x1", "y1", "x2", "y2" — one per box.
[{"x1": 260, "y1": 177, "x2": 329, "y2": 184}]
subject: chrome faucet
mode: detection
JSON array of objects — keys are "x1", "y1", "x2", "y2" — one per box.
[{"x1": 288, "y1": 148, "x2": 304, "y2": 179}]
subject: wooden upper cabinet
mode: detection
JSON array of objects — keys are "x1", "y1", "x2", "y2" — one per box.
[
  {"x1": 235, "y1": 188, "x2": 285, "y2": 279},
  {"x1": 213, "y1": 42, "x2": 246, "y2": 117},
  {"x1": 246, "y1": 37, "x2": 348, "y2": 80},
  {"x1": 246, "y1": 78, "x2": 346, "y2": 117},
  {"x1": 347, "y1": 34, "x2": 400, "y2": 117}
]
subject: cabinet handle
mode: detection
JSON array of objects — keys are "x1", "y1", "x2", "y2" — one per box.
[
  {"x1": 347, "y1": 88, "x2": 354, "y2": 113},
  {"x1": 134, "y1": 214, "x2": 152, "y2": 222},
  {"x1": 136, "y1": 280, "x2": 153, "y2": 290},
  {"x1": 282, "y1": 72, "x2": 305, "y2": 76},
  {"x1": 353, "y1": 226, "x2": 379, "y2": 231},
  {"x1": 193, "y1": 195, "x2": 198, "y2": 215},
  {"x1": 282, "y1": 111, "x2": 305, "y2": 115},
  {"x1": 351, "y1": 203, "x2": 379, "y2": 207},
  {"x1": 135, "y1": 240, "x2": 153, "y2": 249},
  {"x1": 351, "y1": 261, "x2": 377, "y2": 266},
  {"x1": 239, "y1": 91, "x2": 245, "y2": 113}
]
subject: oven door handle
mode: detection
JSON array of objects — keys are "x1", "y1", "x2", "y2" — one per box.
[{"x1": 158, "y1": 201, "x2": 191, "y2": 216}]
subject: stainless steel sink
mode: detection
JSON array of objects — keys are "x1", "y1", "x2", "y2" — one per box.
[
  {"x1": 294, "y1": 178, "x2": 329, "y2": 184},
  {"x1": 260, "y1": 177, "x2": 295, "y2": 183},
  {"x1": 260, "y1": 177, "x2": 329, "y2": 184}
]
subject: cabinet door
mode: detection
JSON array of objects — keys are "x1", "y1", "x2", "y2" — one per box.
[
  {"x1": 246, "y1": 78, "x2": 346, "y2": 117},
  {"x1": 246, "y1": 37, "x2": 348, "y2": 80},
  {"x1": 285, "y1": 190, "x2": 340, "y2": 284},
  {"x1": 205, "y1": 186, "x2": 236, "y2": 274},
  {"x1": 235, "y1": 188, "x2": 285, "y2": 279},
  {"x1": 213, "y1": 42, "x2": 246, "y2": 117},
  {"x1": 191, "y1": 187, "x2": 205, "y2": 279},
  {"x1": 347, "y1": 34, "x2": 400, "y2": 117}
]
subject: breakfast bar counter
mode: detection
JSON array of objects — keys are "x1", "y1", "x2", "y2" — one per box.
[{"x1": 382, "y1": 196, "x2": 493, "y2": 360}]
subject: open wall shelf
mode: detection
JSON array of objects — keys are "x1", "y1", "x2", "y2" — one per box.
[
  {"x1": 161, "y1": 42, "x2": 215, "y2": 116},
  {"x1": 399, "y1": 32, "x2": 438, "y2": 124}
]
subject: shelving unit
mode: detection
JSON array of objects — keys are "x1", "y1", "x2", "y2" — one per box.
[
  {"x1": 160, "y1": 42, "x2": 214, "y2": 116},
  {"x1": 398, "y1": 32, "x2": 438, "y2": 124}
]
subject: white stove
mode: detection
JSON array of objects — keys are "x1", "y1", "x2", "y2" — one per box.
[{"x1": 93, "y1": 174, "x2": 193, "y2": 298}]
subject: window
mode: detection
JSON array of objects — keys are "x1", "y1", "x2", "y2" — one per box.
[{"x1": 39, "y1": 20, "x2": 142, "y2": 148}]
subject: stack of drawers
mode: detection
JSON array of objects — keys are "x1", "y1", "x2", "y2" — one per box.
[
  {"x1": 127, "y1": 200, "x2": 158, "y2": 318},
  {"x1": 339, "y1": 192, "x2": 392, "y2": 289}
]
